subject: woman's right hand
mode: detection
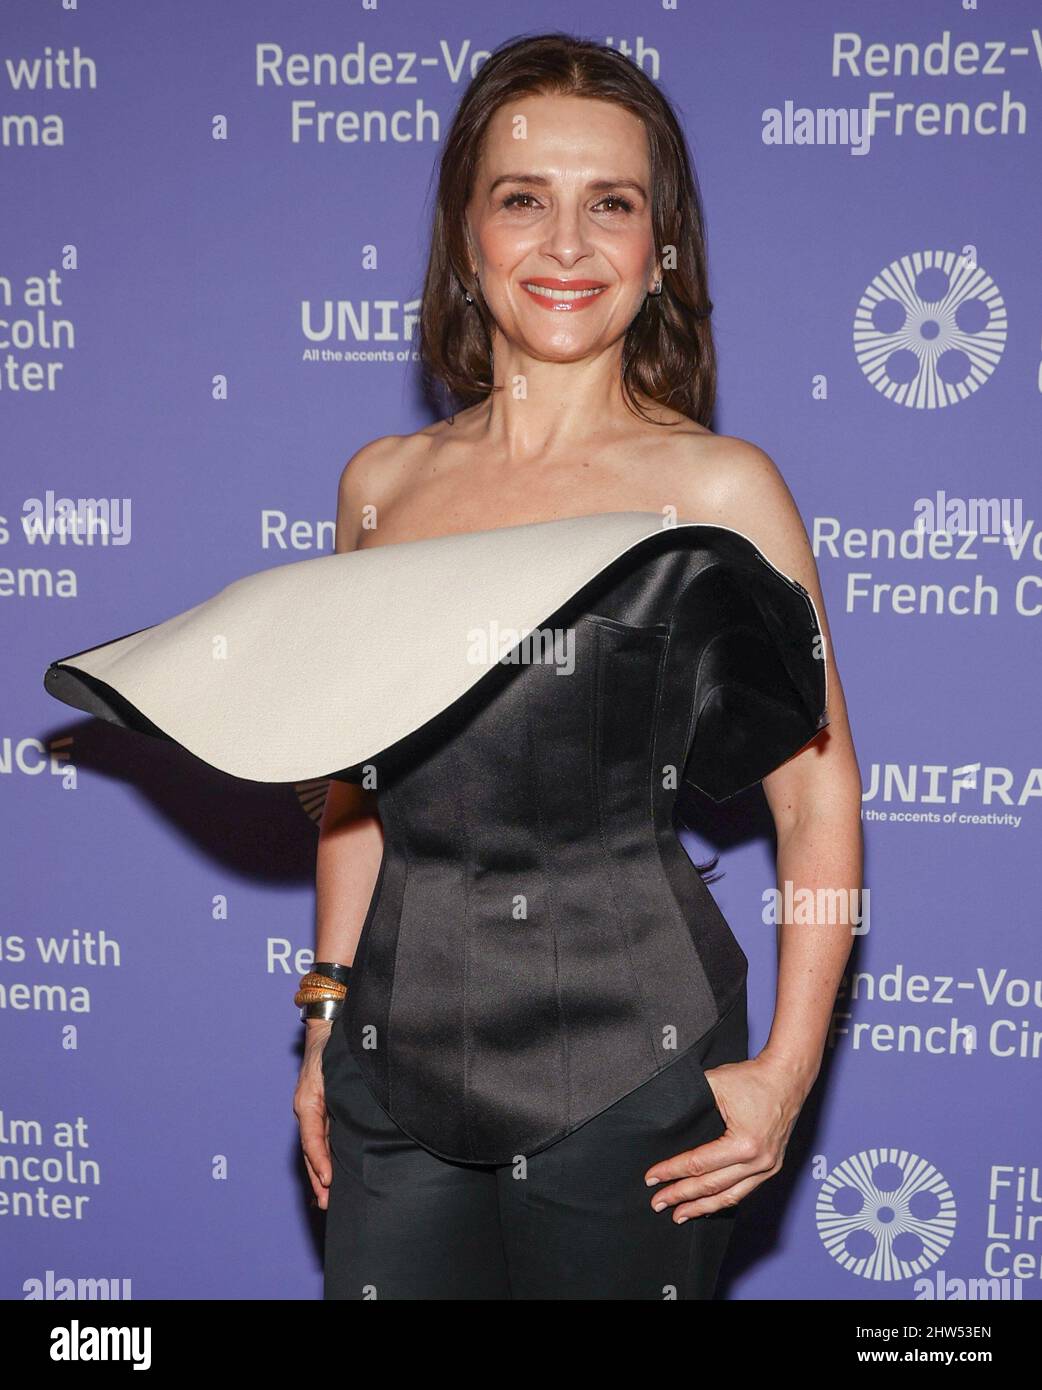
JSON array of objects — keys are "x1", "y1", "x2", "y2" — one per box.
[{"x1": 295, "y1": 1020, "x2": 334, "y2": 1210}]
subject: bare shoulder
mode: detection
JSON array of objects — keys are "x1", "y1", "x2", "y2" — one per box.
[
  {"x1": 674, "y1": 433, "x2": 817, "y2": 589},
  {"x1": 334, "y1": 432, "x2": 427, "y2": 552}
]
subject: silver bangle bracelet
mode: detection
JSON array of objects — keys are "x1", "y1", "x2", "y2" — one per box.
[{"x1": 300, "y1": 998, "x2": 344, "y2": 1023}]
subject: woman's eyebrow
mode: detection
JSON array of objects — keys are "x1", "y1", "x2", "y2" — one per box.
[
  {"x1": 587, "y1": 178, "x2": 647, "y2": 197},
  {"x1": 487, "y1": 173, "x2": 647, "y2": 197}
]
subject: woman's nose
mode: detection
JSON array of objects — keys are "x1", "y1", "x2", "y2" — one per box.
[{"x1": 539, "y1": 203, "x2": 591, "y2": 263}]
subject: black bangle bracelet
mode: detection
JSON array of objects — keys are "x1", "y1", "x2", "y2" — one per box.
[{"x1": 313, "y1": 961, "x2": 352, "y2": 986}]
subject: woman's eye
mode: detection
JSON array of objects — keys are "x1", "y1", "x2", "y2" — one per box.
[
  {"x1": 596, "y1": 195, "x2": 635, "y2": 214},
  {"x1": 499, "y1": 191, "x2": 635, "y2": 214}
]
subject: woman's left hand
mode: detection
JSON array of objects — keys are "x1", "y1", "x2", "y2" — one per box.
[{"x1": 643, "y1": 1051, "x2": 815, "y2": 1221}]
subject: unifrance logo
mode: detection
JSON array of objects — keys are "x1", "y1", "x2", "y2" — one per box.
[
  {"x1": 815, "y1": 1148, "x2": 957, "y2": 1280},
  {"x1": 853, "y1": 251, "x2": 1007, "y2": 408}
]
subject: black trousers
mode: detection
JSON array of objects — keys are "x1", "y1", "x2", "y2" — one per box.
[{"x1": 322, "y1": 990, "x2": 748, "y2": 1301}]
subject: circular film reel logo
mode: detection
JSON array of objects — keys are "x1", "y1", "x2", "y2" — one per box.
[
  {"x1": 854, "y1": 250, "x2": 1007, "y2": 407},
  {"x1": 816, "y1": 1147, "x2": 957, "y2": 1281}
]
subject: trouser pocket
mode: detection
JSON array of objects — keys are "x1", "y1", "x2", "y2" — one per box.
[{"x1": 683, "y1": 988, "x2": 750, "y2": 1131}]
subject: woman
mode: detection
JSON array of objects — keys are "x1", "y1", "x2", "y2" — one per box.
[
  {"x1": 45, "y1": 33, "x2": 861, "y2": 1300},
  {"x1": 301, "y1": 32, "x2": 861, "y2": 1300}
]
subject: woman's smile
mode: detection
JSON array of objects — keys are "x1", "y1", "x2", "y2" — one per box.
[{"x1": 519, "y1": 277, "x2": 609, "y2": 310}]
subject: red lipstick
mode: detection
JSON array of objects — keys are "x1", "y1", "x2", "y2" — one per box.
[{"x1": 519, "y1": 277, "x2": 609, "y2": 312}]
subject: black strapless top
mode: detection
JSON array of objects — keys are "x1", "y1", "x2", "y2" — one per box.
[{"x1": 42, "y1": 513, "x2": 828, "y2": 1165}]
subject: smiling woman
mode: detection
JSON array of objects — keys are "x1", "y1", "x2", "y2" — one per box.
[
  {"x1": 43, "y1": 29, "x2": 862, "y2": 1304},
  {"x1": 418, "y1": 44, "x2": 716, "y2": 425}
]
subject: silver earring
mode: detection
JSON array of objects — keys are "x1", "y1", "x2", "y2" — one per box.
[
  {"x1": 650, "y1": 278, "x2": 662, "y2": 296},
  {"x1": 464, "y1": 291, "x2": 474, "y2": 304}
]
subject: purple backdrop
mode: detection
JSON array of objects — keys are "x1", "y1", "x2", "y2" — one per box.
[{"x1": 4, "y1": 0, "x2": 1040, "y2": 1301}]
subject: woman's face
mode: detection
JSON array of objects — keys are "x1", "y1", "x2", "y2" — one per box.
[{"x1": 464, "y1": 93, "x2": 660, "y2": 363}]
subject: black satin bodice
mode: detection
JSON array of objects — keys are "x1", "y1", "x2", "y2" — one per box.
[{"x1": 334, "y1": 529, "x2": 823, "y2": 1165}]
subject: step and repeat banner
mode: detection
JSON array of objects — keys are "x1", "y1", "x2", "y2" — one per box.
[{"x1": 3, "y1": 0, "x2": 1039, "y2": 1301}]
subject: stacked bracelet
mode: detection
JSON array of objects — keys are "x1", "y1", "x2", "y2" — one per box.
[
  {"x1": 312, "y1": 962, "x2": 352, "y2": 986},
  {"x1": 295, "y1": 962, "x2": 352, "y2": 1021}
]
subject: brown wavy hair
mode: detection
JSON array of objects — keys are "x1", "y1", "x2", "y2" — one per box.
[{"x1": 417, "y1": 31, "x2": 717, "y2": 426}]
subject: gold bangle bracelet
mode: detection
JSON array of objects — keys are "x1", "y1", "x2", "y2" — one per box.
[
  {"x1": 294, "y1": 972, "x2": 348, "y2": 1008},
  {"x1": 295, "y1": 986, "x2": 348, "y2": 1006},
  {"x1": 297, "y1": 970, "x2": 347, "y2": 995}
]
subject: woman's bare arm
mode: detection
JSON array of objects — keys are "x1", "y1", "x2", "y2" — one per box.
[
  {"x1": 313, "y1": 781, "x2": 383, "y2": 978},
  {"x1": 295, "y1": 441, "x2": 396, "y2": 1208},
  {"x1": 645, "y1": 441, "x2": 863, "y2": 1218},
  {"x1": 708, "y1": 442, "x2": 863, "y2": 1094}
]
